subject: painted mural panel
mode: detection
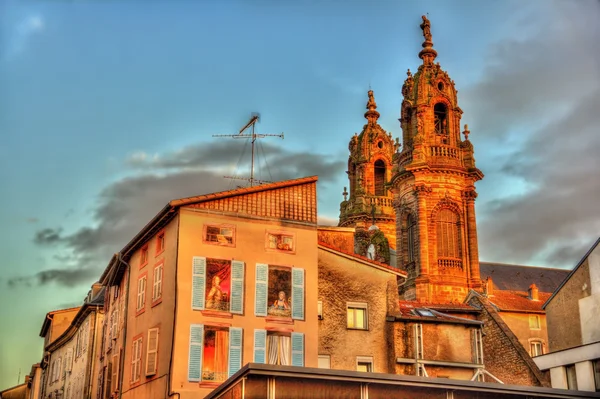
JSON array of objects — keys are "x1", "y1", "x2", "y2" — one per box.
[
  {"x1": 268, "y1": 265, "x2": 291, "y2": 318},
  {"x1": 205, "y1": 258, "x2": 232, "y2": 311}
]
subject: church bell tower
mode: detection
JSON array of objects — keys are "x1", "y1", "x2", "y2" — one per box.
[
  {"x1": 391, "y1": 16, "x2": 484, "y2": 303},
  {"x1": 339, "y1": 90, "x2": 400, "y2": 251}
]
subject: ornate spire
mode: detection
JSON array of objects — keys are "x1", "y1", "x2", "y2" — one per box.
[
  {"x1": 365, "y1": 89, "x2": 380, "y2": 124},
  {"x1": 418, "y1": 15, "x2": 437, "y2": 65}
]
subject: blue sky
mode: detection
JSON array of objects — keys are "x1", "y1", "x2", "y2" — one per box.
[{"x1": 1, "y1": 0, "x2": 599, "y2": 390}]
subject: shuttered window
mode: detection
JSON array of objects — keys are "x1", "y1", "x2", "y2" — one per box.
[
  {"x1": 137, "y1": 275, "x2": 147, "y2": 312},
  {"x1": 192, "y1": 257, "x2": 245, "y2": 314},
  {"x1": 188, "y1": 324, "x2": 242, "y2": 382},
  {"x1": 254, "y1": 264, "x2": 305, "y2": 320},
  {"x1": 145, "y1": 328, "x2": 159, "y2": 376},
  {"x1": 253, "y1": 330, "x2": 304, "y2": 367},
  {"x1": 192, "y1": 257, "x2": 206, "y2": 310},
  {"x1": 131, "y1": 337, "x2": 142, "y2": 383},
  {"x1": 152, "y1": 264, "x2": 163, "y2": 303},
  {"x1": 111, "y1": 352, "x2": 119, "y2": 393}
]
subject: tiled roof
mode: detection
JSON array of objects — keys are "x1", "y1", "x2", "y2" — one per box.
[
  {"x1": 394, "y1": 302, "x2": 482, "y2": 325},
  {"x1": 318, "y1": 241, "x2": 407, "y2": 277},
  {"x1": 169, "y1": 175, "x2": 318, "y2": 206},
  {"x1": 480, "y1": 262, "x2": 569, "y2": 292},
  {"x1": 487, "y1": 290, "x2": 551, "y2": 313},
  {"x1": 398, "y1": 300, "x2": 478, "y2": 313}
]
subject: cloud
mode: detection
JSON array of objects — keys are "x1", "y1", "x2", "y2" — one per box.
[
  {"x1": 468, "y1": 2, "x2": 600, "y2": 267},
  {"x1": 3, "y1": 14, "x2": 45, "y2": 61},
  {"x1": 317, "y1": 215, "x2": 338, "y2": 226},
  {"x1": 11, "y1": 141, "x2": 344, "y2": 288},
  {"x1": 26, "y1": 217, "x2": 39, "y2": 224}
]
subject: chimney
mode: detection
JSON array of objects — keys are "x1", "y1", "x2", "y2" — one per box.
[
  {"x1": 483, "y1": 277, "x2": 494, "y2": 297},
  {"x1": 528, "y1": 283, "x2": 539, "y2": 301}
]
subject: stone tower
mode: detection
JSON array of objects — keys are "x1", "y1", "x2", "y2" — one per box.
[
  {"x1": 339, "y1": 90, "x2": 400, "y2": 250},
  {"x1": 391, "y1": 16, "x2": 484, "y2": 303}
]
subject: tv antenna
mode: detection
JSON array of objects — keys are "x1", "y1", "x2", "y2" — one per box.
[{"x1": 213, "y1": 113, "x2": 284, "y2": 187}]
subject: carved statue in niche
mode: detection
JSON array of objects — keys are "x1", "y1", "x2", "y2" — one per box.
[{"x1": 402, "y1": 69, "x2": 414, "y2": 98}]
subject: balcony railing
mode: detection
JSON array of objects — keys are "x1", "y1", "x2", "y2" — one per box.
[
  {"x1": 365, "y1": 196, "x2": 394, "y2": 208},
  {"x1": 202, "y1": 369, "x2": 228, "y2": 382},
  {"x1": 438, "y1": 258, "x2": 463, "y2": 270}
]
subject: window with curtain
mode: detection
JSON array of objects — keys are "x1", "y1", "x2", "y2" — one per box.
[
  {"x1": 267, "y1": 332, "x2": 291, "y2": 366},
  {"x1": 436, "y1": 209, "x2": 461, "y2": 259},
  {"x1": 202, "y1": 327, "x2": 229, "y2": 382}
]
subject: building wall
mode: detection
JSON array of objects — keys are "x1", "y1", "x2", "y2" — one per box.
[
  {"x1": 28, "y1": 367, "x2": 41, "y2": 399},
  {"x1": 43, "y1": 338, "x2": 74, "y2": 398},
  {"x1": 545, "y1": 259, "x2": 590, "y2": 352},
  {"x1": 496, "y1": 312, "x2": 548, "y2": 357},
  {"x1": 317, "y1": 226, "x2": 355, "y2": 254},
  {"x1": 120, "y1": 215, "x2": 178, "y2": 399},
  {"x1": 318, "y1": 247, "x2": 399, "y2": 374},
  {"x1": 45, "y1": 309, "x2": 80, "y2": 349},
  {"x1": 391, "y1": 321, "x2": 479, "y2": 380},
  {"x1": 172, "y1": 207, "x2": 318, "y2": 399},
  {"x1": 579, "y1": 246, "x2": 600, "y2": 345}
]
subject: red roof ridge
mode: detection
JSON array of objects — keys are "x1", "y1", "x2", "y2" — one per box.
[
  {"x1": 170, "y1": 175, "x2": 318, "y2": 207},
  {"x1": 318, "y1": 241, "x2": 407, "y2": 277}
]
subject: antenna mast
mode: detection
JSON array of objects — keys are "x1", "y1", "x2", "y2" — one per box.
[{"x1": 213, "y1": 113, "x2": 284, "y2": 187}]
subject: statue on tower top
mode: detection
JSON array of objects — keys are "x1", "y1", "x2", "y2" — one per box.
[
  {"x1": 420, "y1": 15, "x2": 432, "y2": 42},
  {"x1": 367, "y1": 89, "x2": 377, "y2": 110}
]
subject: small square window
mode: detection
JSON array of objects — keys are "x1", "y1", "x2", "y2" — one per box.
[
  {"x1": 318, "y1": 355, "x2": 330, "y2": 369},
  {"x1": 356, "y1": 356, "x2": 373, "y2": 372},
  {"x1": 529, "y1": 315, "x2": 541, "y2": 330},
  {"x1": 204, "y1": 225, "x2": 235, "y2": 247},
  {"x1": 266, "y1": 231, "x2": 295, "y2": 253},
  {"x1": 347, "y1": 302, "x2": 368, "y2": 330}
]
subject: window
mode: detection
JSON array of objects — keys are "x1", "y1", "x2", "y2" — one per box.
[
  {"x1": 374, "y1": 160, "x2": 386, "y2": 196},
  {"x1": 566, "y1": 364, "x2": 577, "y2": 390},
  {"x1": 137, "y1": 275, "x2": 147, "y2": 313},
  {"x1": 111, "y1": 352, "x2": 119, "y2": 394},
  {"x1": 266, "y1": 231, "x2": 295, "y2": 253},
  {"x1": 529, "y1": 315, "x2": 541, "y2": 330},
  {"x1": 131, "y1": 337, "x2": 143, "y2": 383},
  {"x1": 188, "y1": 325, "x2": 243, "y2": 383},
  {"x1": 156, "y1": 231, "x2": 165, "y2": 255},
  {"x1": 192, "y1": 257, "x2": 245, "y2": 314},
  {"x1": 434, "y1": 103, "x2": 448, "y2": 135},
  {"x1": 204, "y1": 225, "x2": 235, "y2": 246},
  {"x1": 356, "y1": 356, "x2": 373, "y2": 372},
  {"x1": 473, "y1": 329, "x2": 483, "y2": 364},
  {"x1": 152, "y1": 263, "x2": 163, "y2": 304},
  {"x1": 254, "y1": 264, "x2": 305, "y2": 320},
  {"x1": 407, "y1": 213, "x2": 417, "y2": 263},
  {"x1": 253, "y1": 330, "x2": 304, "y2": 367},
  {"x1": 145, "y1": 328, "x2": 159, "y2": 376},
  {"x1": 593, "y1": 359, "x2": 600, "y2": 392},
  {"x1": 347, "y1": 302, "x2": 368, "y2": 330},
  {"x1": 110, "y1": 308, "x2": 119, "y2": 341},
  {"x1": 317, "y1": 301, "x2": 323, "y2": 320},
  {"x1": 530, "y1": 341, "x2": 543, "y2": 357},
  {"x1": 318, "y1": 355, "x2": 331, "y2": 369},
  {"x1": 436, "y1": 209, "x2": 462, "y2": 266},
  {"x1": 140, "y1": 246, "x2": 148, "y2": 268}
]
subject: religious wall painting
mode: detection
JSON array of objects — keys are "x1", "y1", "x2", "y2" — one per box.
[
  {"x1": 267, "y1": 265, "x2": 291, "y2": 318},
  {"x1": 205, "y1": 258, "x2": 232, "y2": 312},
  {"x1": 266, "y1": 231, "x2": 295, "y2": 254}
]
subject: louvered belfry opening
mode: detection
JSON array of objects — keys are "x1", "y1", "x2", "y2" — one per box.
[
  {"x1": 374, "y1": 160, "x2": 386, "y2": 196},
  {"x1": 434, "y1": 103, "x2": 448, "y2": 135},
  {"x1": 436, "y1": 209, "x2": 462, "y2": 266}
]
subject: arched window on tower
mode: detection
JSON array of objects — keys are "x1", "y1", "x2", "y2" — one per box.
[
  {"x1": 434, "y1": 103, "x2": 448, "y2": 136},
  {"x1": 374, "y1": 160, "x2": 386, "y2": 196},
  {"x1": 436, "y1": 209, "x2": 461, "y2": 267},
  {"x1": 407, "y1": 213, "x2": 417, "y2": 263}
]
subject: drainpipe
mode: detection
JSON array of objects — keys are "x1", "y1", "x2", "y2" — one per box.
[
  {"x1": 86, "y1": 308, "x2": 100, "y2": 399},
  {"x1": 116, "y1": 253, "x2": 131, "y2": 399},
  {"x1": 167, "y1": 214, "x2": 181, "y2": 399}
]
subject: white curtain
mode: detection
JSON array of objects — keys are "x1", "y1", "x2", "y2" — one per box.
[{"x1": 267, "y1": 335, "x2": 291, "y2": 365}]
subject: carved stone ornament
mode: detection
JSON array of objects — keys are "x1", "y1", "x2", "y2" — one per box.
[
  {"x1": 414, "y1": 184, "x2": 432, "y2": 196},
  {"x1": 462, "y1": 189, "x2": 478, "y2": 201}
]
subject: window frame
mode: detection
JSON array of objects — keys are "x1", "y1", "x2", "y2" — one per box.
[
  {"x1": 529, "y1": 314, "x2": 541, "y2": 330},
  {"x1": 530, "y1": 340, "x2": 543, "y2": 357},
  {"x1": 265, "y1": 230, "x2": 296, "y2": 254},
  {"x1": 346, "y1": 302, "x2": 369, "y2": 330},
  {"x1": 131, "y1": 335, "x2": 143, "y2": 384},
  {"x1": 152, "y1": 261, "x2": 164, "y2": 306},
  {"x1": 139, "y1": 245, "x2": 149, "y2": 269},
  {"x1": 318, "y1": 355, "x2": 331, "y2": 369},
  {"x1": 356, "y1": 356, "x2": 374, "y2": 373},
  {"x1": 203, "y1": 224, "x2": 236, "y2": 247},
  {"x1": 155, "y1": 230, "x2": 165, "y2": 256},
  {"x1": 136, "y1": 273, "x2": 147, "y2": 315}
]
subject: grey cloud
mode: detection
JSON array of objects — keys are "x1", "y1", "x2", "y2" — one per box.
[
  {"x1": 464, "y1": 2, "x2": 600, "y2": 268},
  {"x1": 34, "y1": 228, "x2": 64, "y2": 245},
  {"x1": 26, "y1": 217, "x2": 39, "y2": 224},
  {"x1": 19, "y1": 142, "x2": 343, "y2": 288}
]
